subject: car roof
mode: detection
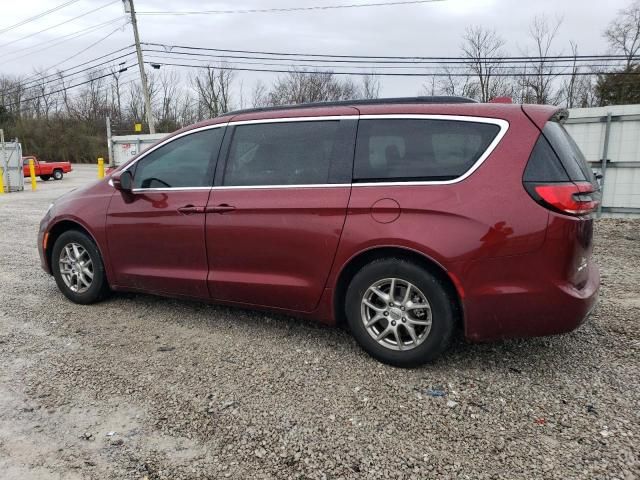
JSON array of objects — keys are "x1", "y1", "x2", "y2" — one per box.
[{"x1": 177, "y1": 97, "x2": 560, "y2": 135}]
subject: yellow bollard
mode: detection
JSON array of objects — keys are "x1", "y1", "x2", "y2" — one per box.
[
  {"x1": 97, "y1": 157, "x2": 105, "y2": 179},
  {"x1": 29, "y1": 158, "x2": 37, "y2": 191},
  {"x1": 0, "y1": 166, "x2": 4, "y2": 194}
]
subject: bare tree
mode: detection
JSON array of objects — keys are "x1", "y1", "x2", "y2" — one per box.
[
  {"x1": 461, "y1": 26, "x2": 511, "y2": 102},
  {"x1": 267, "y1": 70, "x2": 360, "y2": 105},
  {"x1": 191, "y1": 65, "x2": 235, "y2": 118},
  {"x1": 56, "y1": 71, "x2": 73, "y2": 116},
  {"x1": 0, "y1": 76, "x2": 25, "y2": 117},
  {"x1": 125, "y1": 81, "x2": 146, "y2": 124},
  {"x1": 71, "y1": 72, "x2": 109, "y2": 122},
  {"x1": 177, "y1": 92, "x2": 198, "y2": 126},
  {"x1": 109, "y1": 66, "x2": 126, "y2": 120},
  {"x1": 559, "y1": 41, "x2": 596, "y2": 108},
  {"x1": 520, "y1": 15, "x2": 563, "y2": 105},
  {"x1": 604, "y1": 0, "x2": 640, "y2": 68},
  {"x1": 250, "y1": 80, "x2": 269, "y2": 107},
  {"x1": 155, "y1": 70, "x2": 181, "y2": 131},
  {"x1": 431, "y1": 66, "x2": 479, "y2": 99},
  {"x1": 360, "y1": 73, "x2": 381, "y2": 99},
  {"x1": 29, "y1": 69, "x2": 59, "y2": 119}
]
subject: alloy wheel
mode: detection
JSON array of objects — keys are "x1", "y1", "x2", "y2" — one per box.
[
  {"x1": 58, "y1": 242, "x2": 94, "y2": 293},
  {"x1": 360, "y1": 277, "x2": 432, "y2": 351}
]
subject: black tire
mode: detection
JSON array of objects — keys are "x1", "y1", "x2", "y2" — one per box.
[
  {"x1": 40, "y1": 175, "x2": 51, "y2": 181},
  {"x1": 53, "y1": 169, "x2": 63, "y2": 180},
  {"x1": 345, "y1": 258, "x2": 455, "y2": 368},
  {"x1": 51, "y1": 230, "x2": 110, "y2": 304}
]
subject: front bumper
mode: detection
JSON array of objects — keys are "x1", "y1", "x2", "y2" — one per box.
[{"x1": 38, "y1": 211, "x2": 53, "y2": 275}]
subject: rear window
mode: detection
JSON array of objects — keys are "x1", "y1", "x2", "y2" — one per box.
[
  {"x1": 353, "y1": 119, "x2": 501, "y2": 182},
  {"x1": 542, "y1": 121, "x2": 596, "y2": 184}
]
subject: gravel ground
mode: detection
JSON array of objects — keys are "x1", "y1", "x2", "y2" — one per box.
[{"x1": 0, "y1": 165, "x2": 638, "y2": 480}]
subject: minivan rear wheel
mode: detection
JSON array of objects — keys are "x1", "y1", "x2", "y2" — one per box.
[
  {"x1": 51, "y1": 230, "x2": 110, "y2": 304},
  {"x1": 345, "y1": 259, "x2": 454, "y2": 367}
]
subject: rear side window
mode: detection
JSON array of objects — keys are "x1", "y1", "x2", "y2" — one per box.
[
  {"x1": 353, "y1": 119, "x2": 501, "y2": 182},
  {"x1": 542, "y1": 121, "x2": 596, "y2": 184},
  {"x1": 522, "y1": 134, "x2": 570, "y2": 182},
  {"x1": 223, "y1": 121, "x2": 340, "y2": 186},
  {"x1": 133, "y1": 128, "x2": 223, "y2": 189}
]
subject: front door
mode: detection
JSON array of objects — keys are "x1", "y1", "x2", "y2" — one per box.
[
  {"x1": 205, "y1": 116, "x2": 357, "y2": 312},
  {"x1": 106, "y1": 126, "x2": 225, "y2": 298}
]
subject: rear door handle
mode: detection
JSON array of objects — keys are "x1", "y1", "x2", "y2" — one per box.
[
  {"x1": 177, "y1": 205, "x2": 206, "y2": 215},
  {"x1": 205, "y1": 204, "x2": 236, "y2": 214}
]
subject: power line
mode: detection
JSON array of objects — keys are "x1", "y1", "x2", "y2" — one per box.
[
  {"x1": 142, "y1": 52, "x2": 628, "y2": 73},
  {"x1": 0, "y1": 17, "x2": 127, "y2": 67},
  {"x1": 0, "y1": 0, "x2": 119, "y2": 49},
  {"x1": 2, "y1": 68, "x2": 129, "y2": 109},
  {"x1": 19, "y1": 46, "x2": 134, "y2": 86},
  {"x1": 143, "y1": 41, "x2": 639, "y2": 64},
  {"x1": 44, "y1": 21, "x2": 129, "y2": 72},
  {"x1": 137, "y1": 0, "x2": 445, "y2": 16},
  {"x1": 140, "y1": 48, "x2": 631, "y2": 71},
  {"x1": 144, "y1": 59, "x2": 640, "y2": 77},
  {"x1": 0, "y1": 49, "x2": 136, "y2": 97},
  {"x1": 0, "y1": 0, "x2": 82, "y2": 36}
]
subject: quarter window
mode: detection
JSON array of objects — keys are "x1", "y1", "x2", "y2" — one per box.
[
  {"x1": 354, "y1": 119, "x2": 501, "y2": 182},
  {"x1": 542, "y1": 121, "x2": 596, "y2": 184},
  {"x1": 132, "y1": 128, "x2": 224, "y2": 189},
  {"x1": 223, "y1": 121, "x2": 340, "y2": 186}
]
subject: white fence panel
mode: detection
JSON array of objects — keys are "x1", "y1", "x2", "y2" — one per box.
[{"x1": 566, "y1": 105, "x2": 640, "y2": 217}]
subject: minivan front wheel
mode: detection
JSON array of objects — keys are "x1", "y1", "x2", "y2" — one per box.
[
  {"x1": 51, "y1": 230, "x2": 109, "y2": 304},
  {"x1": 345, "y1": 259, "x2": 454, "y2": 367}
]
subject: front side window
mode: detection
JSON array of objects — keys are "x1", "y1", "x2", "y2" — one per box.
[
  {"x1": 133, "y1": 128, "x2": 224, "y2": 189},
  {"x1": 223, "y1": 121, "x2": 340, "y2": 186},
  {"x1": 354, "y1": 119, "x2": 501, "y2": 182}
]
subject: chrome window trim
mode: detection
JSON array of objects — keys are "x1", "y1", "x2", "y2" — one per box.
[
  {"x1": 117, "y1": 114, "x2": 509, "y2": 192},
  {"x1": 230, "y1": 115, "x2": 358, "y2": 126},
  {"x1": 212, "y1": 183, "x2": 349, "y2": 190},
  {"x1": 130, "y1": 186, "x2": 213, "y2": 193},
  {"x1": 119, "y1": 122, "x2": 227, "y2": 176},
  {"x1": 353, "y1": 114, "x2": 509, "y2": 187}
]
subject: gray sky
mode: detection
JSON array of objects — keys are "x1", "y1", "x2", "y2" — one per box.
[{"x1": 0, "y1": 0, "x2": 631, "y2": 101}]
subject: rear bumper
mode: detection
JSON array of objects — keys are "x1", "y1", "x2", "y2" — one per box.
[{"x1": 460, "y1": 259, "x2": 599, "y2": 342}]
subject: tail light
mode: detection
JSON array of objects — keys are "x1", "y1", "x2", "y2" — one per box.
[
  {"x1": 523, "y1": 122, "x2": 600, "y2": 217},
  {"x1": 526, "y1": 182, "x2": 600, "y2": 216}
]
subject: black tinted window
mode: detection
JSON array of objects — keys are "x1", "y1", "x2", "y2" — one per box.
[
  {"x1": 542, "y1": 121, "x2": 595, "y2": 184},
  {"x1": 523, "y1": 134, "x2": 570, "y2": 182},
  {"x1": 354, "y1": 119, "x2": 501, "y2": 181},
  {"x1": 223, "y1": 121, "x2": 339, "y2": 186},
  {"x1": 133, "y1": 128, "x2": 223, "y2": 188}
]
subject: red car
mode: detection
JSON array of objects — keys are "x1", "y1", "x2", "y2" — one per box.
[
  {"x1": 38, "y1": 97, "x2": 600, "y2": 367},
  {"x1": 23, "y1": 156, "x2": 72, "y2": 181}
]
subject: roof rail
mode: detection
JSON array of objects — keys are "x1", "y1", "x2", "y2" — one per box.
[{"x1": 225, "y1": 96, "x2": 478, "y2": 116}]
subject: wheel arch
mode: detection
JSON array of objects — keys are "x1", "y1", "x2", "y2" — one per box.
[
  {"x1": 45, "y1": 220, "x2": 104, "y2": 276},
  {"x1": 333, "y1": 246, "x2": 464, "y2": 329}
]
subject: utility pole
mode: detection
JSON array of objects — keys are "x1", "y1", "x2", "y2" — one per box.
[{"x1": 123, "y1": 0, "x2": 155, "y2": 134}]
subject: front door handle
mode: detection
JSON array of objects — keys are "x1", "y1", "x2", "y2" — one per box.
[
  {"x1": 177, "y1": 205, "x2": 206, "y2": 215},
  {"x1": 205, "y1": 204, "x2": 236, "y2": 214}
]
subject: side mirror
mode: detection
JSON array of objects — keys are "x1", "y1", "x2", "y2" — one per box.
[{"x1": 112, "y1": 170, "x2": 133, "y2": 192}]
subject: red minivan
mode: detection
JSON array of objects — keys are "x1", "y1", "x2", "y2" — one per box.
[{"x1": 38, "y1": 97, "x2": 600, "y2": 367}]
